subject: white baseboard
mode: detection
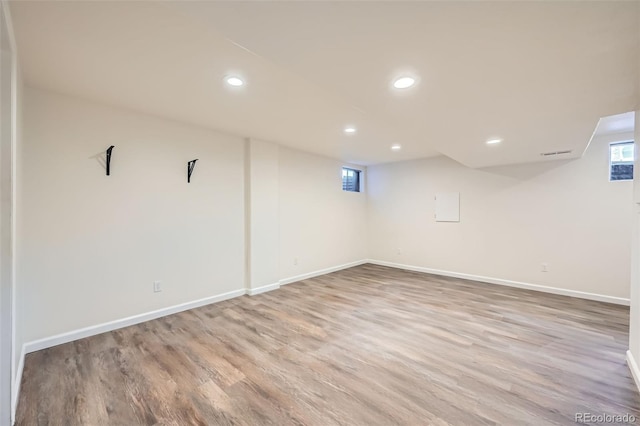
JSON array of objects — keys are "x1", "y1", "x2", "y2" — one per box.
[
  {"x1": 368, "y1": 259, "x2": 630, "y2": 306},
  {"x1": 24, "y1": 288, "x2": 246, "y2": 354},
  {"x1": 12, "y1": 260, "x2": 368, "y2": 418},
  {"x1": 279, "y1": 259, "x2": 367, "y2": 286},
  {"x1": 23, "y1": 260, "x2": 370, "y2": 354},
  {"x1": 247, "y1": 282, "x2": 280, "y2": 296},
  {"x1": 22, "y1": 260, "x2": 370, "y2": 354},
  {"x1": 11, "y1": 343, "x2": 25, "y2": 424},
  {"x1": 627, "y1": 350, "x2": 640, "y2": 394},
  {"x1": 11, "y1": 259, "x2": 630, "y2": 421}
]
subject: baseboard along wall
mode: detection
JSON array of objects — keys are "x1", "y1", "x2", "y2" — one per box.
[
  {"x1": 367, "y1": 259, "x2": 630, "y2": 306},
  {"x1": 12, "y1": 258, "x2": 631, "y2": 421}
]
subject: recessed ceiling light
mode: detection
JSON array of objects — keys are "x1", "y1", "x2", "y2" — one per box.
[
  {"x1": 391, "y1": 144, "x2": 402, "y2": 151},
  {"x1": 486, "y1": 138, "x2": 502, "y2": 145},
  {"x1": 393, "y1": 77, "x2": 416, "y2": 89},
  {"x1": 226, "y1": 76, "x2": 244, "y2": 87},
  {"x1": 344, "y1": 127, "x2": 357, "y2": 134}
]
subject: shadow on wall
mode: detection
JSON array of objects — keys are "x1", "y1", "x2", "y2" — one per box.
[
  {"x1": 479, "y1": 159, "x2": 575, "y2": 180},
  {"x1": 89, "y1": 150, "x2": 108, "y2": 172}
]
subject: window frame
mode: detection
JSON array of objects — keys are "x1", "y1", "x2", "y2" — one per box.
[
  {"x1": 609, "y1": 141, "x2": 635, "y2": 182},
  {"x1": 342, "y1": 167, "x2": 362, "y2": 193}
]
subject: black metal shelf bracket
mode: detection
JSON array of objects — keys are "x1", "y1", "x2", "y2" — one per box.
[
  {"x1": 106, "y1": 145, "x2": 115, "y2": 176},
  {"x1": 188, "y1": 159, "x2": 198, "y2": 183}
]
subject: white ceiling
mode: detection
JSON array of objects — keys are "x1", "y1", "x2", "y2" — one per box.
[{"x1": 9, "y1": 1, "x2": 639, "y2": 168}]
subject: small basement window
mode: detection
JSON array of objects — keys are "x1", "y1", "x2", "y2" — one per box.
[
  {"x1": 342, "y1": 167, "x2": 361, "y2": 192},
  {"x1": 610, "y1": 141, "x2": 634, "y2": 181}
]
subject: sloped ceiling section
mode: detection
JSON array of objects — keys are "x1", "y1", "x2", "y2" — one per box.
[
  {"x1": 594, "y1": 111, "x2": 635, "y2": 137},
  {"x1": 10, "y1": 1, "x2": 639, "y2": 168}
]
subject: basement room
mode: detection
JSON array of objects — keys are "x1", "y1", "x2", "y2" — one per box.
[{"x1": 1, "y1": 1, "x2": 640, "y2": 425}]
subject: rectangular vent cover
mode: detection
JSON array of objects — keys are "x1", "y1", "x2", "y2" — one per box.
[{"x1": 540, "y1": 150, "x2": 572, "y2": 157}]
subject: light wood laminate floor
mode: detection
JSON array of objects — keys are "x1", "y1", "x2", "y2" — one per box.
[{"x1": 16, "y1": 264, "x2": 640, "y2": 425}]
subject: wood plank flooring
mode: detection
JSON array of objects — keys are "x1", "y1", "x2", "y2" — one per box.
[{"x1": 16, "y1": 264, "x2": 640, "y2": 425}]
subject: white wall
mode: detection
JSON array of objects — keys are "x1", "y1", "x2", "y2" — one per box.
[
  {"x1": 368, "y1": 133, "x2": 633, "y2": 301},
  {"x1": 16, "y1": 88, "x2": 371, "y2": 345},
  {"x1": 18, "y1": 87, "x2": 246, "y2": 343},
  {"x1": 628, "y1": 8, "x2": 640, "y2": 378},
  {"x1": 0, "y1": 2, "x2": 14, "y2": 424},
  {"x1": 630, "y1": 118, "x2": 640, "y2": 378},
  {"x1": 11, "y1": 65, "x2": 21, "y2": 423},
  {"x1": 629, "y1": 59, "x2": 640, "y2": 378},
  {"x1": 279, "y1": 147, "x2": 367, "y2": 281},
  {"x1": 246, "y1": 138, "x2": 280, "y2": 291}
]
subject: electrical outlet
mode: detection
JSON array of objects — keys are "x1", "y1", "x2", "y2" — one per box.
[
  {"x1": 153, "y1": 281, "x2": 162, "y2": 292},
  {"x1": 541, "y1": 263, "x2": 549, "y2": 272},
  {"x1": 294, "y1": 257, "x2": 298, "y2": 266},
  {"x1": 396, "y1": 248, "x2": 402, "y2": 255}
]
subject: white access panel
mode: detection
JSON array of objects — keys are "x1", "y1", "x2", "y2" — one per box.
[{"x1": 435, "y1": 192, "x2": 460, "y2": 222}]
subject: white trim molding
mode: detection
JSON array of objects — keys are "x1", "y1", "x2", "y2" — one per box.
[
  {"x1": 368, "y1": 259, "x2": 630, "y2": 306},
  {"x1": 627, "y1": 350, "x2": 640, "y2": 394},
  {"x1": 279, "y1": 259, "x2": 367, "y2": 286},
  {"x1": 24, "y1": 288, "x2": 246, "y2": 354},
  {"x1": 247, "y1": 282, "x2": 280, "y2": 296},
  {"x1": 12, "y1": 260, "x2": 370, "y2": 416},
  {"x1": 22, "y1": 260, "x2": 371, "y2": 355},
  {"x1": 10, "y1": 343, "x2": 24, "y2": 424}
]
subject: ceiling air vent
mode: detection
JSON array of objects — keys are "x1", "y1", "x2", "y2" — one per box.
[{"x1": 540, "y1": 150, "x2": 572, "y2": 157}]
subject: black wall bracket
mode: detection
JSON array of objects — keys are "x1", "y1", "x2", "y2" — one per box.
[
  {"x1": 187, "y1": 159, "x2": 198, "y2": 183},
  {"x1": 106, "y1": 145, "x2": 115, "y2": 176}
]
